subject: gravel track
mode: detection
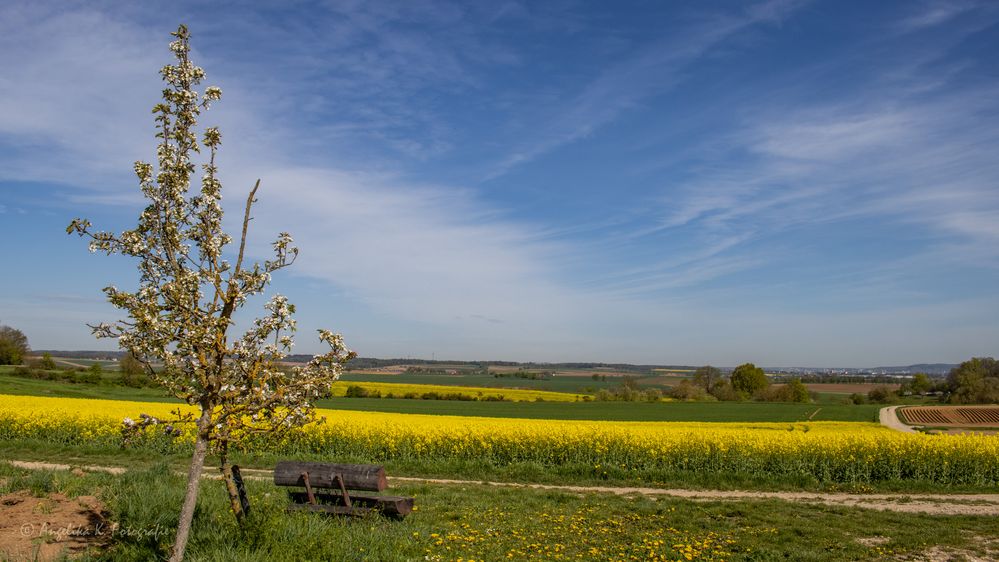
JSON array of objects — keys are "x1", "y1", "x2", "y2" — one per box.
[{"x1": 879, "y1": 405, "x2": 918, "y2": 433}]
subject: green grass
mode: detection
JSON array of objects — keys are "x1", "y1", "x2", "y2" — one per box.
[
  {"x1": 1, "y1": 462, "x2": 996, "y2": 561},
  {"x1": 0, "y1": 372, "x2": 177, "y2": 403}
]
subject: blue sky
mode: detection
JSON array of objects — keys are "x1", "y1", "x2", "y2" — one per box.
[{"x1": 1, "y1": 0, "x2": 997, "y2": 367}]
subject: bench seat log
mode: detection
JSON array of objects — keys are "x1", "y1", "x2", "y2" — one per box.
[
  {"x1": 274, "y1": 460, "x2": 413, "y2": 519},
  {"x1": 274, "y1": 461, "x2": 387, "y2": 492},
  {"x1": 287, "y1": 503, "x2": 377, "y2": 517},
  {"x1": 286, "y1": 491, "x2": 414, "y2": 518}
]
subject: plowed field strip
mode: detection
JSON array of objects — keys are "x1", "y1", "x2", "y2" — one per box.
[{"x1": 900, "y1": 406, "x2": 999, "y2": 427}]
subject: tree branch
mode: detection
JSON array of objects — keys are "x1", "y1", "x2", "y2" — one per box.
[{"x1": 233, "y1": 179, "x2": 260, "y2": 280}]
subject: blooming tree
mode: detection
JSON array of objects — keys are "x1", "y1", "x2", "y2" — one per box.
[{"x1": 68, "y1": 25, "x2": 354, "y2": 561}]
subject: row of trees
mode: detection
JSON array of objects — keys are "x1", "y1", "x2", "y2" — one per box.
[
  {"x1": 675, "y1": 363, "x2": 811, "y2": 403},
  {"x1": 687, "y1": 359, "x2": 999, "y2": 405}
]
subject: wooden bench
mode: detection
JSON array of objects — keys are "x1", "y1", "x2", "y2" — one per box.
[{"x1": 273, "y1": 460, "x2": 414, "y2": 519}]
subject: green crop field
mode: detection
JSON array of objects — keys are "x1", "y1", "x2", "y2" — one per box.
[
  {"x1": 0, "y1": 370, "x2": 885, "y2": 422},
  {"x1": 340, "y1": 371, "x2": 665, "y2": 393}
]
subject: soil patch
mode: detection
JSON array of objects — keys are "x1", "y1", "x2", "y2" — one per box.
[
  {"x1": 855, "y1": 536, "x2": 890, "y2": 547},
  {"x1": 0, "y1": 490, "x2": 109, "y2": 561},
  {"x1": 894, "y1": 536, "x2": 999, "y2": 561}
]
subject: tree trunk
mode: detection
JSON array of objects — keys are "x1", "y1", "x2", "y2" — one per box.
[
  {"x1": 218, "y1": 440, "x2": 245, "y2": 523},
  {"x1": 169, "y1": 407, "x2": 212, "y2": 562}
]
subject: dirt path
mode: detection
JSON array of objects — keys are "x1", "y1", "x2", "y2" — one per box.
[
  {"x1": 6, "y1": 460, "x2": 999, "y2": 516},
  {"x1": 34, "y1": 357, "x2": 92, "y2": 369},
  {"x1": 880, "y1": 405, "x2": 918, "y2": 433}
]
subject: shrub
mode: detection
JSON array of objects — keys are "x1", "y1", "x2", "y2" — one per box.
[
  {"x1": 32, "y1": 353, "x2": 57, "y2": 370},
  {"x1": 708, "y1": 380, "x2": 743, "y2": 402},
  {"x1": 731, "y1": 363, "x2": 769, "y2": 395},
  {"x1": 867, "y1": 386, "x2": 897, "y2": 404},
  {"x1": 759, "y1": 379, "x2": 811, "y2": 403},
  {"x1": 344, "y1": 385, "x2": 370, "y2": 398},
  {"x1": 669, "y1": 380, "x2": 712, "y2": 401},
  {"x1": 73, "y1": 372, "x2": 102, "y2": 385}
]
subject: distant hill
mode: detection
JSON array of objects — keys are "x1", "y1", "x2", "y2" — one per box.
[
  {"x1": 292, "y1": 356, "x2": 694, "y2": 374},
  {"x1": 31, "y1": 350, "x2": 961, "y2": 375},
  {"x1": 869, "y1": 364, "x2": 957, "y2": 375}
]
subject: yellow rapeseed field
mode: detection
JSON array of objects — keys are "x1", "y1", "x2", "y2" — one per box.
[{"x1": 1, "y1": 394, "x2": 997, "y2": 485}]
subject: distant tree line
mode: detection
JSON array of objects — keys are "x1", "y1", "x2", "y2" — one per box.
[
  {"x1": 850, "y1": 358, "x2": 999, "y2": 405},
  {"x1": 670, "y1": 363, "x2": 812, "y2": 404},
  {"x1": 593, "y1": 376, "x2": 663, "y2": 402}
]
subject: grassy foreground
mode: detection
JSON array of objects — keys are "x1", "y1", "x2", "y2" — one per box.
[{"x1": 1, "y1": 462, "x2": 997, "y2": 561}]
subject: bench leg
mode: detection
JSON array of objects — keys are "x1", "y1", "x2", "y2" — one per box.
[
  {"x1": 333, "y1": 473, "x2": 353, "y2": 508},
  {"x1": 302, "y1": 471, "x2": 317, "y2": 505}
]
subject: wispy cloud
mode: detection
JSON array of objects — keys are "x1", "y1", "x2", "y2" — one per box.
[
  {"x1": 895, "y1": 1, "x2": 978, "y2": 32},
  {"x1": 485, "y1": 0, "x2": 808, "y2": 179},
  {"x1": 227, "y1": 165, "x2": 576, "y2": 327},
  {"x1": 0, "y1": 2, "x2": 644, "y2": 357},
  {"x1": 2, "y1": 1, "x2": 996, "y2": 365},
  {"x1": 0, "y1": 4, "x2": 162, "y2": 187},
  {"x1": 650, "y1": 85, "x2": 999, "y2": 304}
]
